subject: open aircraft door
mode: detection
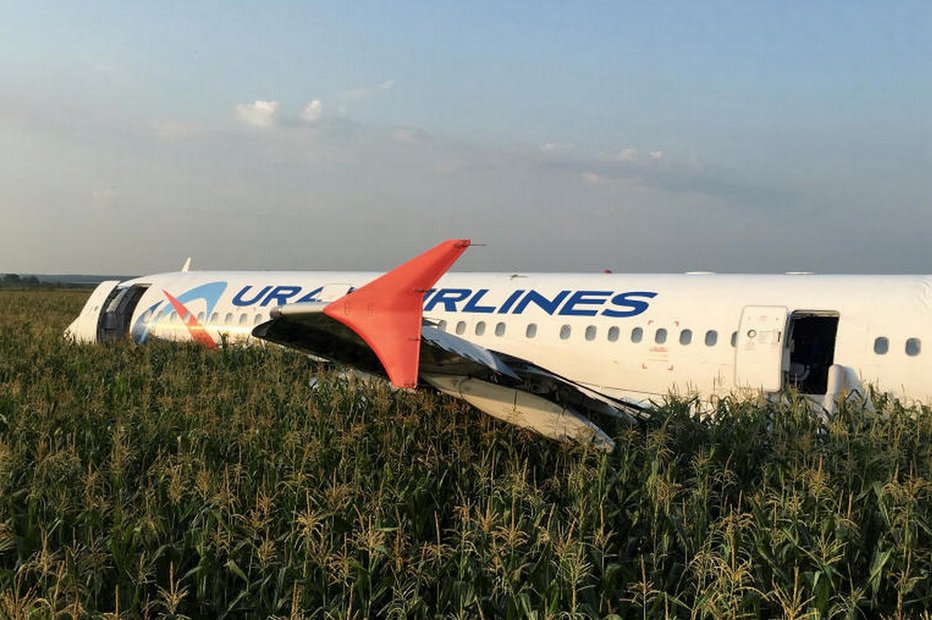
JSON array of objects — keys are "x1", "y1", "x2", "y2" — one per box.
[
  {"x1": 64, "y1": 280, "x2": 121, "y2": 343},
  {"x1": 734, "y1": 305, "x2": 788, "y2": 392}
]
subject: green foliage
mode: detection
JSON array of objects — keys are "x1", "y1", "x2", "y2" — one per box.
[
  {"x1": 2, "y1": 290, "x2": 932, "y2": 617},
  {"x1": 0, "y1": 275, "x2": 42, "y2": 289}
]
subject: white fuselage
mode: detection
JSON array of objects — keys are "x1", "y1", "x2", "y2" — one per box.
[{"x1": 67, "y1": 270, "x2": 932, "y2": 407}]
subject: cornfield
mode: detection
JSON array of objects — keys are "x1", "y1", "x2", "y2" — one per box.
[{"x1": 1, "y1": 290, "x2": 931, "y2": 618}]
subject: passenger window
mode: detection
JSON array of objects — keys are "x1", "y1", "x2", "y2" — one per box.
[
  {"x1": 171, "y1": 311, "x2": 179, "y2": 323},
  {"x1": 906, "y1": 338, "x2": 921, "y2": 356},
  {"x1": 874, "y1": 337, "x2": 889, "y2": 355},
  {"x1": 438, "y1": 320, "x2": 447, "y2": 332},
  {"x1": 526, "y1": 323, "x2": 537, "y2": 338},
  {"x1": 705, "y1": 330, "x2": 718, "y2": 346},
  {"x1": 254, "y1": 314, "x2": 264, "y2": 325},
  {"x1": 585, "y1": 326, "x2": 597, "y2": 341},
  {"x1": 197, "y1": 312, "x2": 205, "y2": 324},
  {"x1": 730, "y1": 331, "x2": 737, "y2": 347},
  {"x1": 631, "y1": 327, "x2": 643, "y2": 343},
  {"x1": 141, "y1": 310, "x2": 152, "y2": 324},
  {"x1": 607, "y1": 326, "x2": 619, "y2": 342},
  {"x1": 225, "y1": 313, "x2": 233, "y2": 326},
  {"x1": 475, "y1": 322, "x2": 486, "y2": 336},
  {"x1": 655, "y1": 328, "x2": 667, "y2": 344},
  {"x1": 560, "y1": 325, "x2": 572, "y2": 340},
  {"x1": 239, "y1": 314, "x2": 248, "y2": 326},
  {"x1": 679, "y1": 329, "x2": 692, "y2": 345},
  {"x1": 495, "y1": 322, "x2": 506, "y2": 337},
  {"x1": 210, "y1": 312, "x2": 219, "y2": 325},
  {"x1": 455, "y1": 321, "x2": 466, "y2": 335}
]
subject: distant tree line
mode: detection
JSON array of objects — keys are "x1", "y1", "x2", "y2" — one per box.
[
  {"x1": 2, "y1": 274, "x2": 39, "y2": 287},
  {"x1": 0, "y1": 274, "x2": 93, "y2": 289}
]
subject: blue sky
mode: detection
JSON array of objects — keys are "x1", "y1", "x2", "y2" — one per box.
[{"x1": 1, "y1": 1, "x2": 930, "y2": 273}]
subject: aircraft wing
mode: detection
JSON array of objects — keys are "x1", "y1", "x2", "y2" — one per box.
[
  {"x1": 254, "y1": 308, "x2": 640, "y2": 450},
  {"x1": 251, "y1": 304, "x2": 521, "y2": 384},
  {"x1": 251, "y1": 239, "x2": 639, "y2": 450}
]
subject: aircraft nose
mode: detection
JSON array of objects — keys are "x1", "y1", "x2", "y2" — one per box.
[{"x1": 64, "y1": 318, "x2": 80, "y2": 341}]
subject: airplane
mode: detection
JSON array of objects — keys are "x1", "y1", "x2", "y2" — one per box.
[{"x1": 65, "y1": 239, "x2": 931, "y2": 450}]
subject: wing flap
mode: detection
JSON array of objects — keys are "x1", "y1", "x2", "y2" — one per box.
[
  {"x1": 420, "y1": 325, "x2": 520, "y2": 380},
  {"x1": 423, "y1": 374, "x2": 615, "y2": 451},
  {"x1": 253, "y1": 304, "x2": 385, "y2": 375}
]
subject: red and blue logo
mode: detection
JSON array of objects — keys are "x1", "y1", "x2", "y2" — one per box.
[{"x1": 132, "y1": 281, "x2": 228, "y2": 348}]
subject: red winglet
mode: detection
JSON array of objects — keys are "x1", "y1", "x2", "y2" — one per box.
[{"x1": 323, "y1": 239, "x2": 471, "y2": 388}]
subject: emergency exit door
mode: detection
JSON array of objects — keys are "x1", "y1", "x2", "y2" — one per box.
[{"x1": 734, "y1": 305, "x2": 788, "y2": 392}]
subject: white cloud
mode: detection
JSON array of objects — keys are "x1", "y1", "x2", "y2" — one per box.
[
  {"x1": 605, "y1": 148, "x2": 665, "y2": 164},
  {"x1": 579, "y1": 170, "x2": 649, "y2": 191},
  {"x1": 379, "y1": 80, "x2": 395, "y2": 91},
  {"x1": 235, "y1": 100, "x2": 279, "y2": 128},
  {"x1": 300, "y1": 99, "x2": 323, "y2": 123},
  {"x1": 540, "y1": 141, "x2": 575, "y2": 153}
]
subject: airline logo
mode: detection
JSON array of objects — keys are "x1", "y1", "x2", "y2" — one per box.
[
  {"x1": 424, "y1": 288, "x2": 657, "y2": 318},
  {"x1": 232, "y1": 285, "x2": 326, "y2": 307},
  {"x1": 132, "y1": 281, "x2": 228, "y2": 346},
  {"x1": 228, "y1": 284, "x2": 657, "y2": 317},
  {"x1": 162, "y1": 290, "x2": 218, "y2": 349},
  {"x1": 135, "y1": 281, "x2": 658, "y2": 346}
]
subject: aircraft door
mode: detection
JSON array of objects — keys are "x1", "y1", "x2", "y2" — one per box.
[
  {"x1": 734, "y1": 305, "x2": 788, "y2": 392},
  {"x1": 64, "y1": 280, "x2": 121, "y2": 343},
  {"x1": 99, "y1": 284, "x2": 149, "y2": 342},
  {"x1": 785, "y1": 312, "x2": 839, "y2": 394}
]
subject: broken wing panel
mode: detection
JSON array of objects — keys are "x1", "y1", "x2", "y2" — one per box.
[
  {"x1": 419, "y1": 325, "x2": 520, "y2": 380},
  {"x1": 422, "y1": 374, "x2": 615, "y2": 451},
  {"x1": 252, "y1": 303, "x2": 384, "y2": 376},
  {"x1": 253, "y1": 305, "x2": 522, "y2": 381},
  {"x1": 254, "y1": 307, "x2": 643, "y2": 447}
]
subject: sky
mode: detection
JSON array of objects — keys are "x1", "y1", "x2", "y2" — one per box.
[{"x1": 1, "y1": 1, "x2": 930, "y2": 274}]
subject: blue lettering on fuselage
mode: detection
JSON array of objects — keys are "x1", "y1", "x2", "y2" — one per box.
[
  {"x1": 423, "y1": 287, "x2": 657, "y2": 318},
  {"x1": 233, "y1": 284, "x2": 322, "y2": 307},
  {"x1": 296, "y1": 287, "x2": 324, "y2": 303},
  {"x1": 462, "y1": 289, "x2": 496, "y2": 313},
  {"x1": 260, "y1": 285, "x2": 302, "y2": 306},
  {"x1": 558, "y1": 290, "x2": 613, "y2": 316},
  {"x1": 231, "y1": 284, "x2": 657, "y2": 317},
  {"x1": 424, "y1": 289, "x2": 471, "y2": 312},
  {"x1": 602, "y1": 291, "x2": 658, "y2": 317},
  {"x1": 232, "y1": 285, "x2": 271, "y2": 306},
  {"x1": 513, "y1": 290, "x2": 571, "y2": 315}
]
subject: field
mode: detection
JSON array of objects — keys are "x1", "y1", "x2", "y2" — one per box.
[{"x1": 1, "y1": 290, "x2": 932, "y2": 618}]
